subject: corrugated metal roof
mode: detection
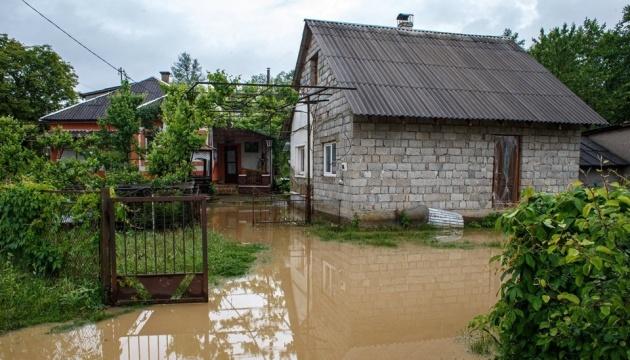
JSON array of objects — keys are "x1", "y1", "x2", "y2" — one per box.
[
  {"x1": 40, "y1": 77, "x2": 164, "y2": 122},
  {"x1": 299, "y1": 19, "x2": 608, "y2": 125},
  {"x1": 580, "y1": 137, "x2": 628, "y2": 167}
]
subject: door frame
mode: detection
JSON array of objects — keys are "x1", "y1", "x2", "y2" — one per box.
[
  {"x1": 492, "y1": 135, "x2": 521, "y2": 207},
  {"x1": 224, "y1": 145, "x2": 238, "y2": 184}
]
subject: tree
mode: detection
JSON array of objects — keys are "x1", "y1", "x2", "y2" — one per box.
[
  {"x1": 96, "y1": 81, "x2": 143, "y2": 170},
  {"x1": 0, "y1": 116, "x2": 39, "y2": 181},
  {"x1": 170, "y1": 52, "x2": 203, "y2": 86},
  {"x1": 529, "y1": 8, "x2": 630, "y2": 125},
  {"x1": 147, "y1": 83, "x2": 205, "y2": 177},
  {"x1": 502, "y1": 28, "x2": 525, "y2": 47},
  {"x1": 0, "y1": 35, "x2": 78, "y2": 123}
]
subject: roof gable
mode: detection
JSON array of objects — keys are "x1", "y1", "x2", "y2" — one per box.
[
  {"x1": 294, "y1": 19, "x2": 607, "y2": 126},
  {"x1": 41, "y1": 77, "x2": 165, "y2": 122}
]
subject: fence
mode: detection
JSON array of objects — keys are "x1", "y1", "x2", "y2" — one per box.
[
  {"x1": 101, "y1": 190, "x2": 208, "y2": 305},
  {"x1": 249, "y1": 192, "x2": 342, "y2": 225}
]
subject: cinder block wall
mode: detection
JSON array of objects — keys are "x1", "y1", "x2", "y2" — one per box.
[{"x1": 345, "y1": 117, "x2": 581, "y2": 219}]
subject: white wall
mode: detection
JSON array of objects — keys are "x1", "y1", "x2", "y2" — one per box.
[{"x1": 290, "y1": 103, "x2": 313, "y2": 178}]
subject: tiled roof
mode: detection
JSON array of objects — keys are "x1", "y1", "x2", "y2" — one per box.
[
  {"x1": 580, "y1": 137, "x2": 628, "y2": 167},
  {"x1": 40, "y1": 77, "x2": 165, "y2": 122},
  {"x1": 297, "y1": 19, "x2": 608, "y2": 125}
]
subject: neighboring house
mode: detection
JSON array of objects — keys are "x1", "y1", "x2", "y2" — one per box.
[
  {"x1": 579, "y1": 124, "x2": 630, "y2": 186},
  {"x1": 39, "y1": 74, "x2": 167, "y2": 171},
  {"x1": 288, "y1": 18, "x2": 607, "y2": 221},
  {"x1": 210, "y1": 127, "x2": 273, "y2": 194},
  {"x1": 40, "y1": 72, "x2": 273, "y2": 193}
]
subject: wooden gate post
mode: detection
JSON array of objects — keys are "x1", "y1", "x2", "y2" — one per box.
[{"x1": 100, "y1": 188, "x2": 112, "y2": 304}]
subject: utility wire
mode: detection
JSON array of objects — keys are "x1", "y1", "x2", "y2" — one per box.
[{"x1": 20, "y1": 0, "x2": 127, "y2": 78}]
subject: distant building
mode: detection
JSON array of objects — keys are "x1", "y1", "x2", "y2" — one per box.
[
  {"x1": 287, "y1": 18, "x2": 607, "y2": 221},
  {"x1": 579, "y1": 124, "x2": 630, "y2": 186}
]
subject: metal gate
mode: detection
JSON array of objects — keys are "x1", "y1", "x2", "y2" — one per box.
[{"x1": 101, "y1": 190, "x2": 208, "y2": 305}]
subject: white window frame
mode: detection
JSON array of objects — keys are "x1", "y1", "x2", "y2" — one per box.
[
  {"x1": 323, "y1": 142, "x2": 336, "y2": 177},
  {"x1": 296, "y1": 145, "x2": 305, "y2": 177}
]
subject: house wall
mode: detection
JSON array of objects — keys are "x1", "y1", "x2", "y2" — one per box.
[
  {"x1": 586, "y1": 127, "x2": 630, "y2": 162},
  {"x1": 345, "y1": 118, "x2": 581, "y2": 220},
  {"x1": 289, "y1": 103, "x2": 312, "y2": 194},
  {"x1": 294, "y1": 33, "x2": 355, "y2": 217}
]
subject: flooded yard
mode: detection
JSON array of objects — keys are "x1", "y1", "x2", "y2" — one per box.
[{"x1": 0, "y1": 205, "x2": 501, "y2": 359}]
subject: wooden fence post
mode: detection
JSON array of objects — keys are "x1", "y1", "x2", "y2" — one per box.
[{"x1": 100, "y1": 188, "x2": 112, "y2": 304}]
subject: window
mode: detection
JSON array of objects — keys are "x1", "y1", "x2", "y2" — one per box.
[
  {"x1": 296, "y1": 145, "x2": 305, "y2": 176},
  {"x1": 310, "y1": 53, "x2": 318, "y2": 86},
  {"x1": 244, "y1": 141, "x2": 259, "y2": 153},
  {"x1": 324, "y1": 142, "x2": 336, "y2": 176}
]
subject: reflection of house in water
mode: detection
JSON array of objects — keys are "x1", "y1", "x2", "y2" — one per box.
[{"x1": 285, "y1": 237, "x2": 500, "y2": 359}]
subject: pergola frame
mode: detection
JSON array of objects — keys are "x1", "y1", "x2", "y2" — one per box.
[{"x1": 185, "y1": 81, "x2": 357, "y2": 223}]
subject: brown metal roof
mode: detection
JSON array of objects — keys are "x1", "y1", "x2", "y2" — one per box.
[
  {"x1": 297, "y1": 19, "x2": 607, "y2": 125},
  {"x1": 40, "y1": 77, "x2": 165, "y2": 122}
]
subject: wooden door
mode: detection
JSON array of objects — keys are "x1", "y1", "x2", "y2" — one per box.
[
  {"x1": 492, "y1": 135, "x2": 520, "y2": 207},
  {"x1": 224, "y1": 146, "x2": 238, "y2": 183}
]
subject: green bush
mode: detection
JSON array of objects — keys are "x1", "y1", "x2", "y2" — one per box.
[
  {"x1": 0, "y1": 182, "x2": 100, "y2": 276},
  {"x1": 472, "y1": 184, "x2": 630, "y2": 358}
]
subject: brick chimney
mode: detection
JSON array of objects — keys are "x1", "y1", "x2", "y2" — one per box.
[{"x1": 159, "y1": 71, "x2": 171, "y2": 83}]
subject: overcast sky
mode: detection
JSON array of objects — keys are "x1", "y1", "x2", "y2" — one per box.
[{"x1": 1, "y1": 0, "x2": 627, "y2": 92}]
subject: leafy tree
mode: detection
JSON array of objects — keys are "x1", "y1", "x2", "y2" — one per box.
[
  {"x1": 170, "y1": 52, "x2": 203, "y2": 86},
  {"x1": 147, "y1": 83, "x2": 205, "y2": 177},
  {"x1": 529, "y1": 8, "x2": 630, "y2": 124},
  {"x1": 96, "y1": 81, "x2": 143, "y2": 170},
  {"x1": 0, "y1": 116, "x2": 39, "y2": 182},
  {"x1": 0, "y1": 35, "x2": 77, "y2": 123},
  {"x1": 502, "y1": 28, "x2": 525, "y2": 47}
]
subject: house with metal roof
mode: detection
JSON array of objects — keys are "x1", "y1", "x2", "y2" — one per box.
[
  {"x1": 288, "y1": 17, "x2": 608, "y2": 221},
  {"x1": 40, "y1": 75, "x2": 166, "y2": 170},
  {"x1": 579, "y1": 124, "x2": 630, "y2": 186}
]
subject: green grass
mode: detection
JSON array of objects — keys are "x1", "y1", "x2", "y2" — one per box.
[
  {"x1": 0, "y1": 260, "x2": 105, "y2": 335},
  {"x1": 310, "y1": 224, "x2": 501, "y2": 249},
  {"x1": 465, "y1": 212, "x2": 502, "y2": 229},
  {"x1": 1, "y1": 230, "x2": 265, "y2": 335}
]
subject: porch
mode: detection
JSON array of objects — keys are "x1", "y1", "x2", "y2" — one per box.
[{"x1": 211, "y1": 127, "x2": 273, "y2": 194}]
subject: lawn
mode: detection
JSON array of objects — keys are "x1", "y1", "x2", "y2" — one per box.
[{"x1": 310, "y1": 224, "x2": 502, "y2": 248}]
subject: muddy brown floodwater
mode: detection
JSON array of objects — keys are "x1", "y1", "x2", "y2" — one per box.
[{"x1": 0, "y1": 204, "x2": 502, "y2": 360}]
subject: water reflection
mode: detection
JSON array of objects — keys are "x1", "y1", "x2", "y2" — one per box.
[{"x1": 0, "y1": 205, "x2": 500, "y2": 360}]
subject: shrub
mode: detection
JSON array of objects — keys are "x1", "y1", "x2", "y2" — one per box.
[
  {"x1": 0, "y1": 182, "x2": 100, "y2": 276},
  {"x1": 471, "y1": 183, "x2": 630, "y2": 358}
]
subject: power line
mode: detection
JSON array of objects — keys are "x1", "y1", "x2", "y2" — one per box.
[{"x1": 20, "y1": 0, "x2": 131, "y2": 81}]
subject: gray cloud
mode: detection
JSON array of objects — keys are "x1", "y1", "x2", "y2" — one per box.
[{"x1": 1, "y1": 0, "x2": 626, "y2": 92}]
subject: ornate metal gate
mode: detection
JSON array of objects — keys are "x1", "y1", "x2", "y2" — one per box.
[{"x1": 101, "y1": 190, "x2": 208, "y2": 305}]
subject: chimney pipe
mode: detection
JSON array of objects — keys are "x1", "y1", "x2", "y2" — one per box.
[
  {"x1": 396, "y1": 13, "x2": 414, "y2": 29},
  {"x1": 159, "y1": 71, "x2": 171, "y2": 83}
]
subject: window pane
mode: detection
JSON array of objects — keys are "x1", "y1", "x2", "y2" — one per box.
[
  {"x1": 331, "y1": 144, "x2": 336, "y2": 174},
  {"x1": 325, "y1": 145, "x2": 331, "y2": 173}
]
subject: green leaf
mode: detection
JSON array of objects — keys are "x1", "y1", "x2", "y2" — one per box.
[
  {"x1": 525, "y1": 253, "x2": 535, "y2": 268},
  {"x1": 557, "y1": 292, "x2": 580, "y2": 305},
  {"x1": 600, "y1": 306, "x2": 610, "y2": 316},
  {"x1": 542, "y1": 294, "x2": 550, "y2": 303},
  {"x1": 543, "y1": 219, "x2": 555, "y2": 228},
  {"x1": 582, "y1": 203, "x2": 593, "y2": 217},
  {"x1": 565, "y1": 248, "x2": 580, "y2": 263},
  {"x1": 618, "y1": 195, "x2": 630, "y2": 207},
  {"x1": 595, "y1": 246, "x2": 614, "y2": 255},
  {"x1": 590, "y1": 256, "x2": 603, "y2": 271}
]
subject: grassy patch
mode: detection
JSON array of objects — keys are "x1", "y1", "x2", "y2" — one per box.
[
  {"x1": 465, "y1": 212, "x2": 502, "y2": 229},
  {"x1": 310, "y1": 225, "x2": 500, "y2": 249},
  {"x1": 0, "y1": 260, "x2": 104, "y2": 335},
  {"x1": 1, "y1": 230, "x2": 265, "y2": 334}
]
